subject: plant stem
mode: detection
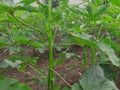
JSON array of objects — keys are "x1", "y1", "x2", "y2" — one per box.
[
  {"x1": 27, "y1": 64, "x2": 47, "y2": 79},
  {"x1": 97, "y1": 25, "x2": 103, "y2": 39},
  {"x1": 82, "y1": 46, "x2": 87, "y2": 71},
  {"x1": 90, "y1": 47, "x2": 96, "y2": 66},
  {"x1": 52, "y1": 69, "x2": 72, "y2": 88},
  {"x1": 47, "y1": 0, "x2": 54, "y2": 90},
  {"x1": 53, "y1": 26, "x2": 58, "y2": 44},
  {"x1": 54, "y1": 2, "x2": 85, "y2": 19},
  {"x1": 11, "y1": 14, "x2": 47, "y2": 37}
]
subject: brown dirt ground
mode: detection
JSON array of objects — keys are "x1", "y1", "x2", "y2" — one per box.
[{"x1": 0, "y1": 46, "x2": 120, "y2": 90}]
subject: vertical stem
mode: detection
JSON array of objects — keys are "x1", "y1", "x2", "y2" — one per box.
[
  {"x1": 47, "y1": 0, "x2": 54, "y2": 90},
  {"x1": 97, "y1": 25, "x2": 103, "y2": 39},
  {"x1": 90, "y1": 47, "x2": 95, "y2": 66},
  {"x1": 82, "y1": 46, "x2": 87, "y2": 71}
]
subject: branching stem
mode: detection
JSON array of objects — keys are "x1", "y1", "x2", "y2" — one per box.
[{"x1": 11, "y1": 14, "x2": 47, "y2": 37}]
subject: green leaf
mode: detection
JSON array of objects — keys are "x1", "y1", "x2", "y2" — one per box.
[
  {"x1": 0, "y1": 0, "x2": 16, "y2": 12},
  {"x1": 0, "y1": 78, "x2": 31, "y2": 90},
  {"x1": 78, "y1": 9, "x2": 89, "y2": 17},
  {"x1": 7, "y1": 56, "x2": 37, "y2": 71},
  {"x1": 86, "y1": 4, "x2": 93, "y2": 16},
  {"x1": 66, "y1": 53, "x2": 78, "y2": 59},
  {"x1": 108, "y1": 0, "x2": 120, "y2": 7},
  {"x1": 0, "y1": 0, "x2": 38, "y2": 13},
  {"x1": 4, "y1": 59, "x2": 22, "y2": 68},
  {"x1": 71, "y1": 33, "x2": 120, "y2": 67},
  {"x1": 67, "y1": 64, "x2": 78, "y2": 70},
  {"x1": 28, "y1": 41, "x2": 45, "y2": 48},
  {"x1": 72, "y1": 83, "x2": 83, "y2": 90},
  {"x1": 54, "y1": 59, "x2": 65, "y2": 66},
  {"x1": 27, "y1": 57, "x2": 37, "y2": 66},
  {"x1": 20, "y1": 0, "x2": 36, "y2": 5},
  {"x1": 36, "y1": 47, "x2": 45, "y2": 53},
  {"x1": 97, "y1": 42, "x2": 120, "y2": 67},
  {"x1": 14, "y1": 37, "x2": 29, "y2": 44},
  {"x1": 36, "y1": 68, "x2": 45, "y2": 73},
  {"x1": 5, "y1": 46, "x2": 21, "y2": 55},
  {"x1": 0, "y1": 78, "x2": 17, "y2": 89},
  {"x1": 0, "y1": 0, "x2": 14, "y2": 6},
  {"x1": 53, "y1": 85, "x2": 61, "y2": 90},
  {"x1": 17, "y1": 5, "x2": 39, "y2": 12},
  {"x1": 17, "y1": 63, "x2": 27, "y2": 72},
  {"x1": 71, "y1": 33, "x2": 96, "y2": 47},
  {"x1": 0, "y1": 60, "x2": 9, "y2": 68},
  {"x1": 8, "y1": 56, "x2": 26, "y2": 62},
  {"x1": 0, "y1": 74, "x2": 7, "y2": 79},
  {"x1": 62, "y1": 87, "x2": 70, "y2": 90},
  {"x1": 0, "y1": 41, "x2": 7, "y2": 47},
  {"x1": 95, "y1": 4, "x2": 109, "y2": 16},
  {"x1": 60, "y1": 0, "x2": 69, "y2": 7},
  {"x1": 10, "y1": 83, "x2": 31, "y2": 90},
  {"x1": 0, "y1": 3, "x2": 15, "y2": 12},
  {"x1": 80, "y1": 64, "x2": 118, "y2": 90},
  {"x1": 103, "y1": 37, "x2": 120, "y2": 53},
  {"x1": 36, "y1": 78, "x2": 47, "y2": 85},
  {"x1": 100, "y1": 64, "x2": 118, "y2": 80},
  {"x1": 39, "y1": 3, "x2": 48, "y2": 17},
  {"x1": 0, "y1": 60, "x2": 22, "y2": 68}
]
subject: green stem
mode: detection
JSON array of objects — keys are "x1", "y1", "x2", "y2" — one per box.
[
  {"x1": 90, "y1": 47, "x2": 96, "y2": 66},
  {"x1": 52, "y1": 69, "x2": 72, "y2": 88},
  {"x1": 11, "y1": 14, "x2": 47, "y2": 37},
  {"x1": 97, "y1": 25, "x2": 103, "y2": 39},
  {"x1": 54, "y1": 2, "x2": 85, "y2": 19},
  {"x1": 47, "y1": 0, "x2": 54, "y2": 90},
  {"x1": 53, "y1": 26, "x2": 58, "y2": 44},
  {"x1": 82, "y1": 46, "x2": 87, "y2": 71},
  {"x1": 27, "y1": 64, "x2": 47, "y2": 79}
]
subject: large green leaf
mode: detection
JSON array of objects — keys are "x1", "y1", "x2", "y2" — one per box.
[
  {"x1": 100, "y1": 64, "x2": 118, "y2": 80},
  {"x1": 97, "y1": 42, "x2": 120, "y2": 67},
  {"x1": 72, "y1": 83, "x2": 83, "y2": 90},
  {"x1": 80, "y1": 64, "x2": 118, "y2": 90},
  {"x1": 103, "y1": 37, "x2": 120, "y2": 53},
  {"x1": 71, "y1": 33, "x2": 120, "y2": 67},
  {"x1": 70, "y1": 33, "x2": 96, "y2": 47},
  {"x1": 0, "y1": 78, "x2": 31, "y2": 90}
]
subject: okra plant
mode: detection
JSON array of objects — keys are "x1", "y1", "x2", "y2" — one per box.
[{"x1": 0, "y1": 0, "x2": 120, "y2": 90}]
